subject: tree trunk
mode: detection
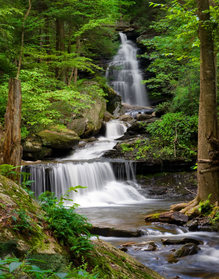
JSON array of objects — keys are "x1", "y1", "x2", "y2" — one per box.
[
  {"x1": 196, "y1": 0, "x2": 219, "y2": 203},
  {"x1": 3, "y1": 78, "x2": 22, "y2": 168},
  {"x1": 56, "y1": 19, "x2": 65, "y2": 80}
]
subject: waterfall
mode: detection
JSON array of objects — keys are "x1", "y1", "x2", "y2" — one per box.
[
  {"x1": 23, "y1": 161, "x2": 146, "y2": 207},
  {"x1": 106, "y1": 32, "x2": 149, "y2": 106},
  {"x1": 22, "y1": 119, "x2": 147, "y2": 207}
]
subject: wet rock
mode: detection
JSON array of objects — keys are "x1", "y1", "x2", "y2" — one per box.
[
  {"x1": 89, "y1": 226, "x2": 144, "y2": 237},
  {"x1": 167, "y1": 254, "x2": 178, "y2": 264},
  {"x1": 119, "y1": 114, "x2": 134, "y2": 122},
  {"x1": 145, "y1": 211, "x2": 188, "y2": 225},
  {"x1": 134, "y1": 241, "x2": 157, "y2": 252},
  {"x1": 174, "y1": 243, "x2": 200, "y2": 258},
  {"x1": 120, "y1": 247, "x2": 128, "y2": 252},
  {"x1": 161, "y1": 238, "x2": 203, "y2": 246},
  {"x1": 136, "y1": 114, "x2": 152, "y2": 121},
  {"x1": 103, "y1": 111, "x2": 113, "y2": 122},
  {"x1": 186, "y1": 217, "x2": 214, "y2": 232},
  {"x1": 126, "y1": 122, "x2": 147, "y2": 135}
]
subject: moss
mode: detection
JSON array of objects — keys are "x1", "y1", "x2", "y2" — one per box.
[{"x1": 89, "y1": 240, "x2": 164, "y2": 279}]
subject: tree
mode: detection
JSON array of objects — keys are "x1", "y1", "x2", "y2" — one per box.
[
  {"x1": 196, "y1": 0, "x2": 219, "y2": 204},
  {"x1": 3, "y1": 0, "x2": 31, "y2": 169}
]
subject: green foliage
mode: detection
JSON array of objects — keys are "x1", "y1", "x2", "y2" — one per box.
[
  {"x1": 141, "y1": 0, "x2": 201, "y2": 112},
  {"x1": 146, "y1": 112, "x2": 198, "y2": 158},
  {"x1": 11, "y1": 209, "x2": 35, "y2": 234},
  {"x1": 0, "y1": 165, "x2": 19, "y2": 178},
  {"x1": 0, "y1": 257, "x2": 99, "y2": 278},
  {"x1": 39, "y1": 191, "x2": 93, "y2": 257},
  {"x1": 198, "y1": 195, "x2": 214, "y2": 216}
]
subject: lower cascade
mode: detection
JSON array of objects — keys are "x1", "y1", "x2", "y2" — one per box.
[
  {"x1": 24, "y1": 161, "x2": 146, "y2": 207},
  {"x1": 23, "y1": 120, "x2": 147, "y2": 207}
]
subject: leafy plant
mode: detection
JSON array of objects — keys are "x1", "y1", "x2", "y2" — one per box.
[
  {"x1": 38, "y1": 191, "x2": 93, "y2": 257},
  {"x1": 0, "y1": 257, "x2": 99, "y2": 278},
  {"x1": 199, "y1": 194, "x2": 214, "y2": 216}
]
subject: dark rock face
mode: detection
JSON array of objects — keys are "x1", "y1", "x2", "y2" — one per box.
[
  {"x1": 174, "y1": 243, "x2": 200, "y2": 258},
  {"x1": 89, "y1": 226, "x2": 143, "y2": 238},
  {"x1": 145, "y1": 211, "x2": 189, "y2": 225}
]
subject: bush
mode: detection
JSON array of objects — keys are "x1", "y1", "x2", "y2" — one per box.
[
  {"x1": 146, "y1": 112, "x2": 198, "y2": 159},
  {"x1": 38, "y1": 191, "x2": 93, "y2": 257}
]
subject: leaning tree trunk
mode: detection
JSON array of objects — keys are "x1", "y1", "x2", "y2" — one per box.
[
  {"x1": 196, "y1": 0, "x2": 219, "y2": 203},
  {"x1": 3, "y1": 78, "x2": 22, "y2": 168}
]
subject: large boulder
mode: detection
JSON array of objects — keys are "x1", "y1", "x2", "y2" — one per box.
[
  {"x1": 23, "y1": 137, "x2": 52, "y2": 160},
  {"x1": 38, "y1": 127, "x2": 80, "y2": 149},
  {"x1": 68, "y1": 97, "x2": 107, "y2": 138}
]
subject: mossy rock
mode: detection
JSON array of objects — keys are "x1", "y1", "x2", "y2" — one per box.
[
  {"x1": 0, "y1": 174, "x2": 64, "y2": 256},
  {"x1": 38, "y1": 128, "x2": 80, "y2": 149},
  {"x1": 90, "y1": 240, "x2": 164, "y2": 279}
]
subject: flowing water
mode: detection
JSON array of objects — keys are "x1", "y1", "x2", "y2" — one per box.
[
  {"x1": 23, "y1": 33, "x2": 219, "y2": 277},
  {"x1": 23, "y1": 119, "x2": 219, "y2": 279},
  {"x1": 106, "y1": 32, "x2": 149, "y2": 106}
]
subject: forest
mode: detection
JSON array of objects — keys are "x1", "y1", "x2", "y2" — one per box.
[{"x1": 0, "y1": 0, "x2": 219, "y2": 278}]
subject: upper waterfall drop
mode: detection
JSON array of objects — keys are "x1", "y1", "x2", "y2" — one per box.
[{"x1": 106, "y1": 32, "x2": 150, "y2": 106}]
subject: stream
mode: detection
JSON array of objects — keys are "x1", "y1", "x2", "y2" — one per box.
[
  {"x1": 23, "y1": 32, "x2": 219, "y2": 279},
  {"x1": 24, "y1": 120, "x2": 219, "y2": 279}
]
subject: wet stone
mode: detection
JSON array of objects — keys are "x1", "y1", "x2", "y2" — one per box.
[
  {"x1": 174, "y1": 243, "x2": 200, "y2": 258},
  {"x1": 161, "y1": 238, "x2": 203, "y2": 246}
]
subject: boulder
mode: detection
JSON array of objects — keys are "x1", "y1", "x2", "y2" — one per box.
[
  {"x1": 145, "y1": 211, "x2": 189, "y2": 225},
  {"x1": 68, "y1": 97, "x2": 106, "y2": 138},
  {"x1": 161, "y1": 238, "x2": 203, "y2": 246},
  {"x1": 38, "y1": 127, "x2": 79, "y2": 150},
  {"x1": 89, "y1": 226, "x2": 143, "y2": 237},
  {"x1": 133, "y1": 241, "x2": 157, "y2": 252},
  {"x1": 104, "y1": 86, "x2": 122, "y2": 115},
  {"x1": 174, "y1": 243, "x2": 200, "y2": 258},
  {"x1": 22, "y1": 137, "x2": 52, "y2": 160}
]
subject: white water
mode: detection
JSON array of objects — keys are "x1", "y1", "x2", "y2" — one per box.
[
  {"x1": 26, "y1": 120, "x2": 147, "y2": 207},
  {"x1": 62, "y1": 120, "x2": 127, "y2": 160},
  {"x1": 106, "y1": 32, "x2": 149, "y2": 106}
]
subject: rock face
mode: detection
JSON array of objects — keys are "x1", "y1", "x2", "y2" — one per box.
[
  {"x1": 38, "y1": 128, "x2": 79, "y2": 149},
  {"x1": 23, "y1": 127, "x2": 80, "y2": 160},
  {"x1": 104, "y1": 86, "x2": 122, "y2": 115},
  {"x1": 67, "y1": 97, "x2": 107, "y2": 138},
  {"x1": 0, "y1": 174, "x2": 65, "y2": 259}
]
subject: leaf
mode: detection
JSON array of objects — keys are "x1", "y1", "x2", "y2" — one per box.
[{"x1": 9, "y1": 262, "x2": 22, "y2": 272}]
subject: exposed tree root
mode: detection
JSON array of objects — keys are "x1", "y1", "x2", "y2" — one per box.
[{"x1": 170, "y1": 198, "x2": 200, "y2": 216}]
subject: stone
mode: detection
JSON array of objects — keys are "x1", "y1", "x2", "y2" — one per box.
[
  {"x1": 161, "y1": 238, "x2": 203, "y2": 246},
  {"x1": 119, "y1": 114, "x2": 134, "y2": 122},
  {"x1": 174, "y1": 243, "x2": 200, "y2": 258},
  {"x1": 134, "y1": 241, "x2": 157, "y2": 252},
  {"x1": 67, "y1": 118, "x2": 86, "y2": 136},
  {"x1": 104, "y1": 111, "x2": 113, "y2": 122},
  {"x1": 136, "y1": 114, "x2": 152, "y2": 121},
  {"x1": 145, "y1": 211, "x2": 189, "y2": 225},
  {"x1": 89, "y1": 226, "x2": 143, "y2": 237},
  {"x1": 38, "y1": 128, "x2": 79, "y2": 149}
]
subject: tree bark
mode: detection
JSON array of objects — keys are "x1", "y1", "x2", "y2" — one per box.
[
  {"x1": 3, "y1": 78, "x2": 22, "y2": 168},
  {"x1": 55, "y1": 19, "x2": 65, "y2": 80},
  {"x1": 196, "y1": 0, "x2": 219, "y2": 203}
]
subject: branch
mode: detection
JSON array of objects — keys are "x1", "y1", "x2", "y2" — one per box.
[{"x1": 16, "y1": 0, "x2": 32, "y2": 79}]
